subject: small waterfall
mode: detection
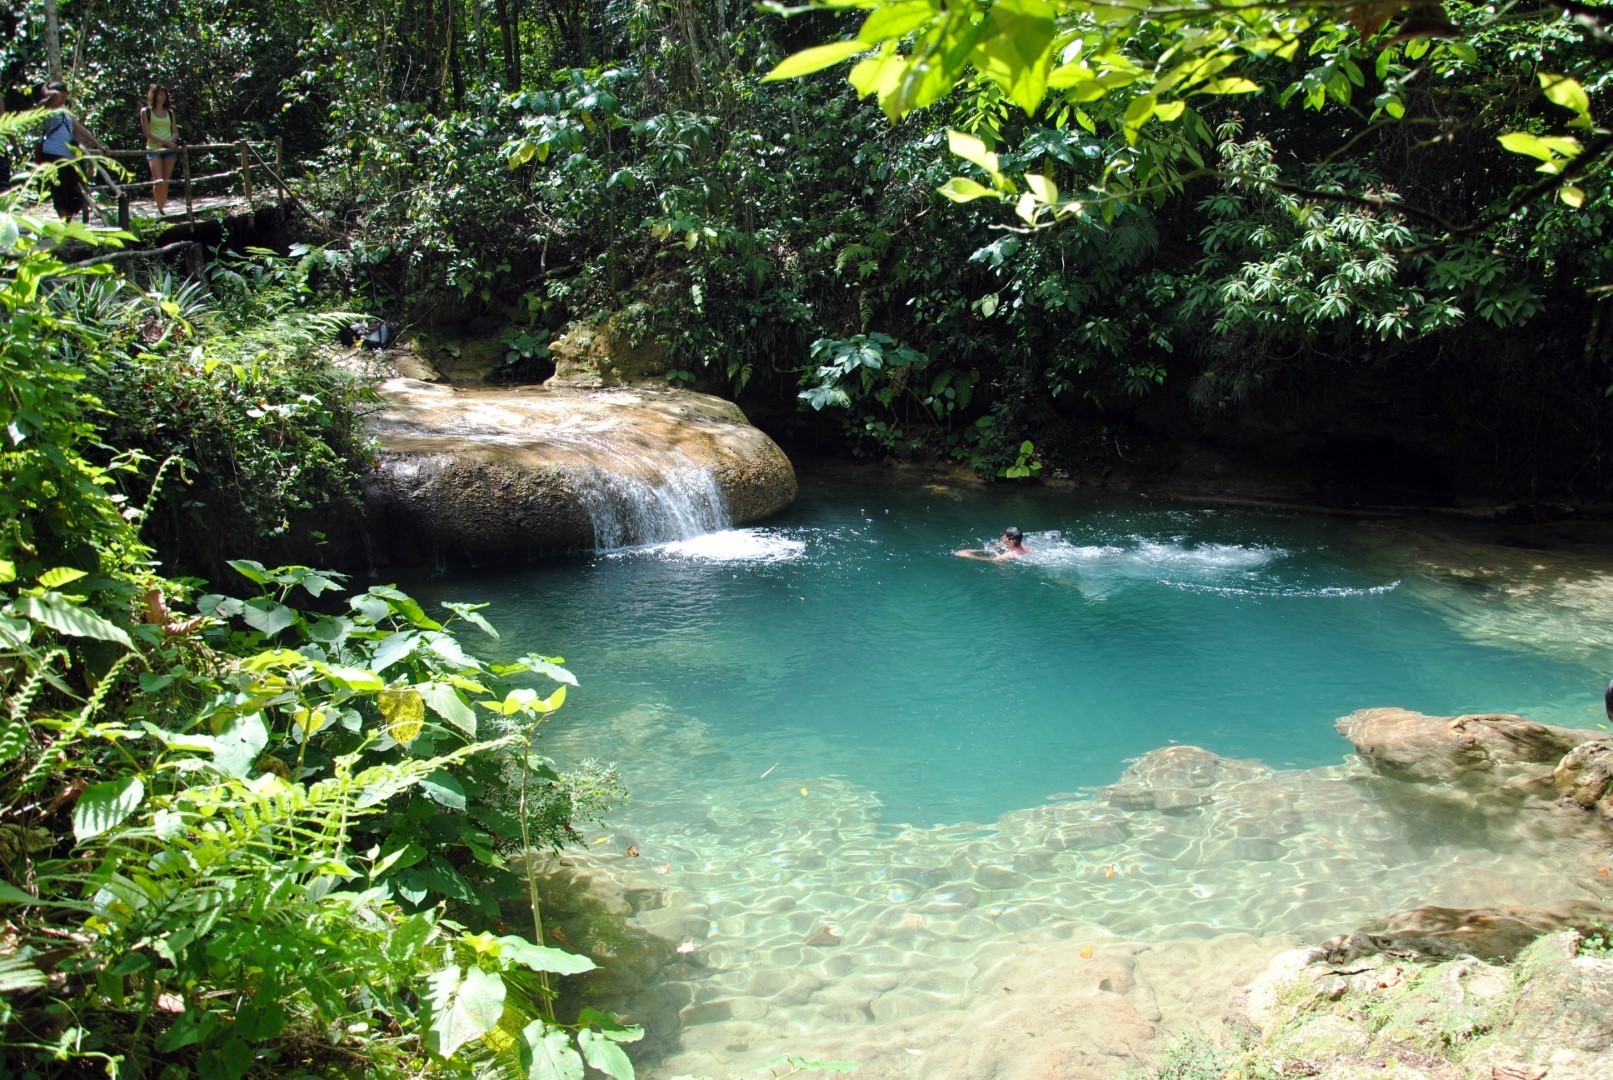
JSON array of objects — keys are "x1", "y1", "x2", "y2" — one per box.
[{"x1": 575, "y1": 461, "x2": 731, "y2": 551}]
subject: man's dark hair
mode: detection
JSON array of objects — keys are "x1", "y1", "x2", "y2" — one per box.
[{"x1": 1004, "y1": 526, "x2": 1024, "y2": 541}]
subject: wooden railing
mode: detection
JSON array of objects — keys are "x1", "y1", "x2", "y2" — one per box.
[{"x1": 99, "y1": 138, "x2": 289, "y2": 225}]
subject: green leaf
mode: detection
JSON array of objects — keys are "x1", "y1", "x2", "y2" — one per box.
[
  {"x1": 1025, "y1": 173, "x2": 1058, "y2": 205},
  {"x1": 0, "y1": 882, "x2": 38, "y2": 905},
  {"x1": 578, "y1": 1029, "x2": 636, "y2": 1079},
  {"x1": 36, "y1": 566, "x2": 88, "y2": 589},
  {"x1": 0, "y1": 954, "x2": 47, "y2": 993},
  {"x1": 1196, "y1": 78, "x2": 1261, "y2": 96},
  {"x1": 72, "y1": 775, "x2": 145, "y2": 843},
  {"x1": 938, "y1": 177, "x2": 999, "y2": 203},
  {"x1": 322, "y1": 665, "x2": 386, "y2": 692},
  {"x1": 1153, "y1": 100, "x2": 1186, "y2": 122},
  {"x1": 1497, "y1": 131, "x2": 1581, "y2": 164},
  {"x1": 420, "y1": 770, "x2": 467, "y2": 810},
  {"x1": 426, "y1": 965, "x2": 506, "y2": 1059},
  {"x1": 971, "y1": 0, "x2": 1056, "y2": 115},
  {"x1": 858, "y1": 1, "x2": 936, "y2": 43},
  {"x1": 762, "y1": 41, "x2": 868, "y2": 82},
  {"x1": 442, "y1": 601, "x2": 499, "y2": 639},
  {"x1": 0, "y1": 560, "x2": 14, "y2": 584},
  {"x1": 520, "y1": 1022, "x2": 585, "y2": 1080},
  {"x1": 367, "y1": 586, "x2": 442, "y2": 630},
  {"x1": 498, "y1": 936, "x2": 598, "y2": 975},
  {"x1": 418, "y1": 682, "x2": 478, "y2": 735},
  {"x1": 227, "y1": 559, "x2": 275, "y2": 585},
  {"x1": 576, "y1": 1008, "x2": 644, "y2": 1042},
  {"x1": 1560, "y1": 184, "x2": 1586, "y2": 208},
  {"x1": 947, "y1": 129, "x2": 999, "y2": 175},
  {"x1": 240, "y1": 599, "x2": 297, "y2": 637},
  {"x1": 1539, "y1": 72, "x2": 1590, "y2": 119},
  {"x1": 1121, "y1": 93, "x2": 1155, "y2": 144},
  {"x1": 15, "y1": 594, "x2": 132, "y2": 647},
  {"x1": 369, "y1": 630, "x2": 418, "y2": 673},
  {"x1": 211, "y1": 713, "x2": 269, "y2": 778}
]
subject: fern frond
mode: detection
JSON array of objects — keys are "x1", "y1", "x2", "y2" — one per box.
[{"x1": 0, "y1": 952, "x2": 48, "y2": 994}]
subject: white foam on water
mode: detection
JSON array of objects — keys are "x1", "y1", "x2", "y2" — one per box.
[
  {"x1": 629, "y1": 528, "x2": 809, "y2": 564},
  {"x1": 1163, "y1": 579, "x2": 1403, "y2": 599}
]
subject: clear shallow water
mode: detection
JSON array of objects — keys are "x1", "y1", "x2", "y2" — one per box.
[
  {"x1": 410, "y1": 469, "x2": 1605, "y2": 827},
  {"x1": 402, "y1": 469, "x2": 1613, "y2": 1077}
]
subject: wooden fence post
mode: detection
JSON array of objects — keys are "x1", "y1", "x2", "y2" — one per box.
[
  {"x1": 238, "y1": 140, "x2": 253, "y2": 203},
  {"x1": 182, "y1": 145, "x2": 194, "y2": 220}
]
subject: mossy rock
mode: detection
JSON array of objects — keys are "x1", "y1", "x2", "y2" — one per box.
[{"x1": 547, "y1": 305, "x2": 669, "y2": 388}]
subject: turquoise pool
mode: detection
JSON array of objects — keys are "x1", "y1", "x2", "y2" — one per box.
[{"x1": 400, "y1": 467, "x2": 1613, "y2": 1076}]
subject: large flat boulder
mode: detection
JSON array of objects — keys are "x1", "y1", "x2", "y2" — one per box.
[
  {"x1": 364, "y1": 379, "x2": 797, "y2": 552},
  {"x1": 1335, "y1": 708, "x2": 1596, "y2": 794}
]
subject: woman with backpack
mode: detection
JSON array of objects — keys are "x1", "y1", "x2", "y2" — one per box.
[
  {"x1": 138, "y1": 83, "x2": 180, "y2": 215},
  {"x1": 36, "y1": 81, "x2": 104, "y2": 221}
]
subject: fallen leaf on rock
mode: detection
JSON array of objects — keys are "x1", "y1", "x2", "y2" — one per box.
[
  {"x1": 676, "y1": 939, "x2": 696, "y2": 954},
  {"x1": 1104, "y1": 865, "x2": 1115, "y2": 879},
  {"x1": 626, "y1": 845, "x2": 638, "y2": 857},
  {"x1": 590, "y1": 836, "x2": 611, "y2": 846},
  {"x1": 1080, "y1": 944, "x2": 1094, "y2": 959},
  {"x1": 1596, "y1": 867, "x2": 1609, "y2": 876},
  {"x1": 657, "y1": 863, "x2": 671, "y2": 874},
  {"x1": 800, "y1": 787, "x2": 808, "y2": 796}
]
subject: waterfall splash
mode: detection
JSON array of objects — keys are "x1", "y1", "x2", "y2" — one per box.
[{"x1": 574, "y1": 460, "x2": 731, "y2": 551}]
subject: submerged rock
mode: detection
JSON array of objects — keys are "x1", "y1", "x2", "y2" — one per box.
[
  {"x1": 1101, "y1": 745, "x2": 1268, "y2": 812},
  {"x1": 1322, "y1": 901, "x2": 1613, "y2": 962},
  {"x1": 364, "y1": 378, "x2": 797, "y2": 552}
]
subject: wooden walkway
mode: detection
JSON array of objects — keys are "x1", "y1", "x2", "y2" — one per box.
[{"x1": 82, "y1": 138, "x2": 292, "y2": 230}]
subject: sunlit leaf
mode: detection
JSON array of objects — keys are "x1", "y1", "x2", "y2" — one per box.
[
  {"x1": 763, "y1": 41, "x2": 869, "y2": 82},
  {"x1": 1196, "y1": 78, "x2": 1261, "y2": 96},
  {"x1": 498, "y1": 936, "x2": 598, "y2": 975},
  {"x1": 938, "y1": 176, "x2": 999, "y2": 203},
  {"x1": 37, "y1": 566, "x2": 88, "y2": 589},
  {"x1": 14, "y1": 594, "x2": 132, "y2": 647},
  {"x1": 520, "y1": 1021, "x2": 584, "y2": 1080},
  {"x1": 578, "y1": 1029, "x2": 636, "y2": 1079},
  {"x1": 947, "y1": 129, "x2": 1000, "y2": 175},
  {"x1": 426, "y1": 965, "x2": 505, "y2": 1059},
  {"x1": 418, "y1": 681, "x2": 478, "y2": 735},
  {"x1": 378, "y1": 688, "x2": 425, "y2": 743},
  {"x1": 72, "y1": 776, "x2": 144, "y2": 842},
  {"x1": 1539, "y1": 72, "x2": 1590, "y2": 119}
]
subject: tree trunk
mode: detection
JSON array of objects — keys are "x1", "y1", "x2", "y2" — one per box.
[
  {"x1": 495, "y1": 0, "x2": 521, "y2": 91},
  {"x1": 43, "y1": 0, "x2": 63, "y2": 79}
]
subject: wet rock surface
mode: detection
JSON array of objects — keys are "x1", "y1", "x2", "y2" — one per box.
[
  {"x1": 1555, "y1": 738, "x2": 1613, "y2": 818},
  {"x1": 363, "y1": 378, "x2": 797, "y2": 551},
  {"x1": 1336, "y1": 708, "x2": 1596, "y2": 795}
]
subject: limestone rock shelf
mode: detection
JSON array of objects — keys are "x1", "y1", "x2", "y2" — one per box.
[{"x1": 363, "y1": 378, "x2": 797, "y2": 552}]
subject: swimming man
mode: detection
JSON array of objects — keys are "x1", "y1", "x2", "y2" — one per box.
[{"x1": 954, "y1": 526, "x2": 1029, "y2": 562}]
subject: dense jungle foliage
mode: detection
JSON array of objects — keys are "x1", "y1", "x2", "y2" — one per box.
[
  {"x1": 2, "y1": 0, "x2": 1612, "y2": 1075},
  {"x1": 9, "y1": 0, "x2": 1607, "y2": 502}
]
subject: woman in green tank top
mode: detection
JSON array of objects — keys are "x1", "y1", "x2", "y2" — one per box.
[{"x1": 139, "y1": 83, "x2": 181, "y2": 215}]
